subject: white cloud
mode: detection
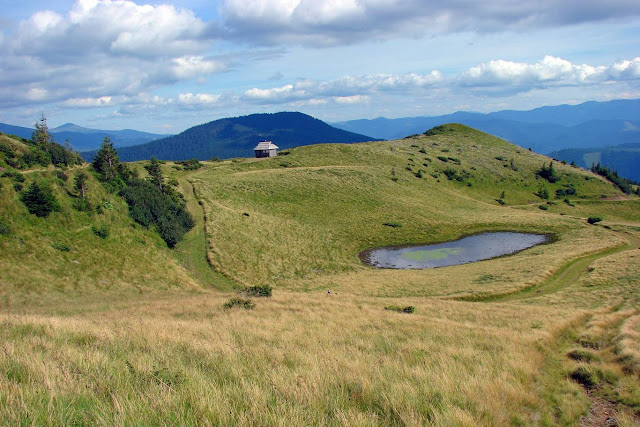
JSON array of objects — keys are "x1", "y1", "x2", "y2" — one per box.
[
  {"x1": 457, "y1": 56, "x2": 640, "y2": 94},
  {"x1": 0, "y1": 0, "x2": 223, "y2": 109},
  {"x1": 172, "y1": 56, "x2": 224, "y2": 80},
  {"x1": 62, "y1": 96, "x2": 112, "y2": 107},
  {"x1": 243, "y1": 84, "x2": 307, "y2": 102},
  {"x1": 177, "y1": 92, "x2": 221, "y2": 105},
  {"x1": 221, "y1": 0, "x2": 640, "y2": 46},
  {"x1": 608, "y1": 58, "x2": 640, "y2": 80},
  {"x1": 333, "y1": 95, "x2": 370, "y2": 104}
]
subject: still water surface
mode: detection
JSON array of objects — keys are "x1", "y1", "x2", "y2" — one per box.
[{"x1": 362, "y1": 232, "x2": 550, "y2": 269}]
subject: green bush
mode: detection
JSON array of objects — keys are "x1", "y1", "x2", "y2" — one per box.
[
  {"x1": 223, "y1": 297, "x2": 255, "y2": 310},
  {"x1": 52, "y1": 242, "x2": 71, "y2": 252},
  {"x1": 119, "y1": 179, "x2": 194, "y2": 248},
  {"x1": 2, "y1": 171, "x2": 26, "y2": 182},
  {"x1": 536, "y1": 184, "x2": 549, "y2": 199},
  {"x1": 72, "y1": 198, "x2": 92, "y2": 212},
  {"x1": 54, "y1": 170, "x2": 68, "y2": 182},
  {"x1": 383, "y1": 222, "x2": 402, "y2": 228},
  {"x1": 91, "y1": 224, "x2": 110, "y2": 239},
  {"x1": 385, "y1": 305, "x2": 415, "y2": 314},
  {"x1": 0, "y1": 220, "x2": 11, "y2": 235},
  {"x1": 569, "y1": 366, "x2": 598, "y2": 388},
  {"x1": 567, "y1": 349, "x2": 600, "y2": 363},
  {"x1": 176, "y1": 158, "x2": 203, "y2": 170},
  {"x1": 21, "y1": 181, "x2": 60, "y2": 217},
  {"x1": 243, "y1": 285, "x2": 272, "y2": 297},
  {"x1": 437, "y1": 156, "x2": 448, "y2": 162},
  {"x1": 536, "y1": 162, "x2": 559, "y2": 183}
]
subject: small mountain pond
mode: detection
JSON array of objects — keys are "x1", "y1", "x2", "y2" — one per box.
[{"x1": 360, "y1": 232, "x2": 550, "y2": 269}]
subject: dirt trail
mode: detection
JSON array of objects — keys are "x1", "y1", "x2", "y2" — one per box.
[{"x1": 173, "y1": 173, "x2": 237, "y2": 291}]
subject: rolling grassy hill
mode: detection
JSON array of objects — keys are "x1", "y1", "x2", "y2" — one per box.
[
  {"x1": 83, "y1": 111, "x2": 378, "y2": 162},
  {"x1": 333, "y1": 99, "x2": 640, "y2": 181},
  {"x1": 1, "y1": 125, "x2": 639, "y2": 425}
]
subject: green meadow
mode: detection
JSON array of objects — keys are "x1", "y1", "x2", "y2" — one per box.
[{"x1": 1, "y1": 125, "x2": 639, "y2": 425}]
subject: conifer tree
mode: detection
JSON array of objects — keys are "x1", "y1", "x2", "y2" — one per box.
[
  {"x1": 74, "y1": 171, "x2": 89, "y2": 199},
  {"x1": 144, "y1": 156, "x2": 163, "y2": 191},
  {"x1": 32, "y1": 115, "x2": 51, "y2": 148},
  {"x1": 92, "y1": 137, "x2": 119, "y2": 180},
  {"x1": 21, "y1": 181, "x2": 59, "y2": 217}
]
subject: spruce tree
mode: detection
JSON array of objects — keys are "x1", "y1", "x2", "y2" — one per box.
[
  {"x1": 21, "y1": 181, "x2": 59, "y2": 217},
  {"x1": 32, "y1": 115, "x2": 52, "y2": 148},
  {"x1": 144, "y1": 156, "x2": 163, "y2": 191},
  {"x1": 92, "y1": 137, "x2": 120, "y2": 180},
  {"x1": 74, "y1": 171, "x2": 89, "y2": 199}
]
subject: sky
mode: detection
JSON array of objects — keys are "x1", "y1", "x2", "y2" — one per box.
[{"x1": 1, "y1": 0, "x2": 639, "y2": 133}]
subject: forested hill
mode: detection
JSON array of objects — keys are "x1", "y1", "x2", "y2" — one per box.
[{"x1": 82, "y1": 112, "x2": 379, "y2": 161}]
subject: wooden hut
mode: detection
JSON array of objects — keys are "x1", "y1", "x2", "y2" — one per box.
[{"x1": 253, "y1": 140, "x2": 279, "y2": 158}]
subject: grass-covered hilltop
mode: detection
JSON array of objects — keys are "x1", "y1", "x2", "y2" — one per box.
[{"x1": 1, "y1": 124, "x2": 639, "y2": 425}]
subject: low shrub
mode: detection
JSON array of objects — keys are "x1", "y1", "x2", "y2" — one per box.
[
  {"x1": 385, "y1": 305, "x2": 415, "y2": 314},
  {"x1": 0, "y1": 220, "x2": 11, "y2": 235},
  {"x1": 92, "y1": 224, "x2": 109, "y2": 239},
  {"x1": 52, "y1": 242, "x2": 71, "y2": 252},
  {"x1": 383, "y1": 222, "x2": 402, "y2": 228},
  {"x1": 587, "y1": 217, "x2": 602, "y2": 224},
  {"x1": 437, "y1": 156, "x2": 448, "y2": 162},
  {"x1": 176, "y1": 158, "x2": 202, "y2": 170},
  {"x1": 243, "y1": 285, "x2": 272, "y2": 297},
  {"x1": 21, "y1": 181, "x2": 60, "y2": 217},
  {"x1": 567, "y1": 349, "x2": 600, "y2": 363},
  {"x1": 223, "y1": 297, "x2": 255, "y2": 310},
  {"x1": 54, "y1": 170, "x2": 68, "y2": 182},
  {"x1": 72, "y1": 198, "x2": 92, "y2": 212},
  {"x1": 539, "y1": 204, "x2": 548, "y2": 210},
  {"x1": 570, "y1": 366, "x2": 598, "y2": 388}
]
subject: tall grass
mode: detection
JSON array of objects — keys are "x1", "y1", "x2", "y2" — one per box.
[{"x1": 1, "y1": 125, "x2": 638, "y2": 424}]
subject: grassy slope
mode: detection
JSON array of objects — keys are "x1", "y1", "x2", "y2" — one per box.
[
  {"x1": 1, "y1": 125, "x2": 639, "y2": 425},
  {"x1": 0, "y1": 161, "x2": 205, "y2": 309},
  {"x1": 192, "y1": 125, "x2": 631, "y2": 295}
]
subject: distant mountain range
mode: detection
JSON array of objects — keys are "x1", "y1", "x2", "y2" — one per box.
[
  {"x1": 549, "y1": 143, "x2": 640, "y2": 182},
  {"x1": 82, "y1": 112, "x2": 379, "y2": 162},
  {"x1": 332, "y1": 99, "x2": 640, "y2": 153},
  {"x1": 0, "y1": 122, "x2": 169, "y2": 151}
]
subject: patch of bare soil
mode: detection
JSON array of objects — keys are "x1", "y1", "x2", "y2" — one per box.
[{"x1": 580, "y1": 394, "x2": 619, "y2": 427}]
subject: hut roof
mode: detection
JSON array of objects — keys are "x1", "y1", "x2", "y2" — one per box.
[{"x1": 253, "y1": 140, "x2": 279, "y2": 151}]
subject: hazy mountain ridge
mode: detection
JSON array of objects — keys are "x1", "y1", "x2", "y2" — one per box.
[
  {"x1": 0, "y1": 122, "x2": 170, "y2": 151},
  {"x1": 82, "y1": 112, "x2": 379, "y2": 162},
  {"x1": 549, "y1": 143, "x2": 640, "y2": 182},
  {"x1": 333, "y1": 99, "x2": 640, "y2": 148}
]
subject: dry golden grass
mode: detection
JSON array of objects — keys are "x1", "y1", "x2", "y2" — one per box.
[
  {"x1": 2, "y1": 126, "x2": 639, "y2": 425},
  {"x1": 0, "y1": 289, "x2": 590, "y2": 426}
]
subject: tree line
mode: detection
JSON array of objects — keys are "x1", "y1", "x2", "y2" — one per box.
[{"x1": 11, "y1": 117, "x2": 194, "y2": 248}]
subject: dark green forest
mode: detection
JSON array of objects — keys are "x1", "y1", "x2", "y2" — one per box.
[
  {"x1": 549, "y1": 143, "x2": 640, "y2": 182},
  {"x1": 81, "y1": 112, "x2": 378, "y2": 162}
]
